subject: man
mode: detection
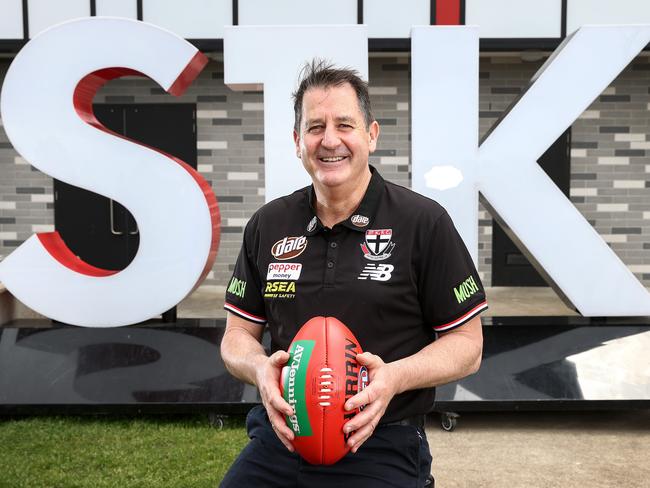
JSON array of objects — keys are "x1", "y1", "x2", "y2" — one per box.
[{"x1": 220, "y1": 60, "x2": 487, "y2": 487}]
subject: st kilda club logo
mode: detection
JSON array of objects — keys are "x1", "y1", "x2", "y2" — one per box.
[{"x1": 360, "y1": 229, "x2": 395, "y2": 261}]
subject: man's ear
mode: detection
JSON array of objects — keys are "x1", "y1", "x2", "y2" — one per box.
[
  {"x1": 293, "y1": 129, "x2": 302, "y2": 158},
  {"x1": 368, "y1": 120, "x2": 380, "y2": 153}
]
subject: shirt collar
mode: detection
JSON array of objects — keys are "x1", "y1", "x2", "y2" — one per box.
[{"x1": 305, "y1": 165, "x2": 385, "y2": 235}]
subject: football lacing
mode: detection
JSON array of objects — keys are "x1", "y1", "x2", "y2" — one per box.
[{"x1": 318, "y1": 367, "x2": 333, "y2": 407}]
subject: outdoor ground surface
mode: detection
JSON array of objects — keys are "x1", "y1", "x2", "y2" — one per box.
[
  {"x1": 1, "y1": 410, "x2": 650, "y2": 487},
  {"x1": 0, "y1": 415, "x2": 247, "y2": 488},
  {"x1": 427, "y1": 409, "x2": 650, "y2": 488}
]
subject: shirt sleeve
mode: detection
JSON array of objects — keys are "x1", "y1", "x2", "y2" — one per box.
[
  {"x1": 418, "y1": 211, "x2": 488, "y2": 332},
  {"x1": 224, "y1": 217, "x2": 267, "y2": 324}
]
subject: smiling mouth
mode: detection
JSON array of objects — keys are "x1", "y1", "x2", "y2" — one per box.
[{"x1": 318, "y1": 156, "x2": 348, "y2": 163}]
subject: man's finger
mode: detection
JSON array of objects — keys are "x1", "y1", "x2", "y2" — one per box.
[
  {"x1": 355, "y1": 351, "x2": 380, "y2": 366},
  {"x1": 279, "y1": 436, "x2": 295, "y2": 452},
  {"x1": 342, "y1": 400, "x2": 382, "y2": 434},
  {"x1": 347, "y1": 421, "x2": 376, "y2": 453},
  {"x1": 268, "y1": 408, "x2": 295, "y2": 442},
  {"x1": 269, "y1": 390, "x2": 295, "y2": 416},
  {"x1": 345, "y1": 383, "x2": 376, "y2": 411},
  {"x1": 271, "y1": 423, "x2": 295, "y2": 452},
  {"x1": 275, "y1": 428, "x2": 295, "y2": 452},
  {"x1": 270, "y1": 350, "x2": 290, "y2": 366}
]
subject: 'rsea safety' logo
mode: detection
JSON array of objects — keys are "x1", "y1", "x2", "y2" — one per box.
[
  {"x1": 264, "y1": 281, "x2": 297, "y2": 299},
  {"x1": 271, "y1": 236, "x2": 307, "y2": 260}
]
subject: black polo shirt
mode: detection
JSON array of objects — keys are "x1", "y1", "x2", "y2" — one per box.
[{"x1": 224, "y1": 166, "x2": 487, "y2": 422}]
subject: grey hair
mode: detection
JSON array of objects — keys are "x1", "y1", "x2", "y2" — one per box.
[{"x1": 292, "y1": 59, "x2": 374, "y2": 132}]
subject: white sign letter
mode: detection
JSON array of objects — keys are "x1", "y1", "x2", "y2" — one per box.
[
  {"x1": 224, "y1": 25, "x2": 368, "y2": 201},
  {"x1": 413, "y1": 25, "x2": 650, "y2": 316},
  {"x1": 0, "y1": 18, "x2": 220, "y2": 327}
]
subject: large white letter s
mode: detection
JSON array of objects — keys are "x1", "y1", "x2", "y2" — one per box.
[{"x1": 0, "y1": 18, "x2": 220, "y2": 327}]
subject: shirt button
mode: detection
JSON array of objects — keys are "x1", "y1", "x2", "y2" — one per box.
[
  {"x1": 327, "y1": 262, "x2": 334, "y2": 268},
  {"x1": 330, "y1": 242, "x2": 338, "y2": 248}
]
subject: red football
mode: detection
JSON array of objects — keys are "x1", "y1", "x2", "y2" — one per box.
[{"x1": 280, "y1": 316, "x2": 368, "y2": 465}]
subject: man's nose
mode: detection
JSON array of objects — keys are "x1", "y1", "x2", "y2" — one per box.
[{"x1": 321, "y1": 125, "x2": 341, "y2": 149}]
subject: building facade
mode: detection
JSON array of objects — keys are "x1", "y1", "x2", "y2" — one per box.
[{"x1": 1, "y1": 0, "x2": 649, "y2": 296}]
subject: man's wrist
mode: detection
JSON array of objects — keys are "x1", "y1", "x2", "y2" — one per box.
[
  {"x1": 384, "y1": 361, "x2": 405, "y2": 396},
  {"x1": 249, "y1": 353, "x2": 270, "y2": 385}
]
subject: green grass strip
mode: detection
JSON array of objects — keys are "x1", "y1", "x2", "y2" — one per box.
[{"x1": 0, "y1": 415, "x2": 248, "y2": 488}]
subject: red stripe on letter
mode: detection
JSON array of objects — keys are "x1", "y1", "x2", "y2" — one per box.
[
  {"x1": 37, "y1": 232, "x2": 118, "y2": 277},
  {"x1": 68, "y1": 51, "x2": 219, "y2": 286}
]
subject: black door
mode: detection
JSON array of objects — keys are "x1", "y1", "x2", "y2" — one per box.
[
  {"x1": 54, "y1": 104, "x2": 197, "y2": 271},
  {"x1": 491, "y1": 129, "x2": 571, "y2": 286}
]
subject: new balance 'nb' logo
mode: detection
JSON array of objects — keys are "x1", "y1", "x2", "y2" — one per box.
[{"x1": 358, "y1": 264, "x2": 394, "y2": 281}]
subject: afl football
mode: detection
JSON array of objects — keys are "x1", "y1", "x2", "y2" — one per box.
[{"x1": 280, "y1": 316, "x2": 368, "y2": 465}]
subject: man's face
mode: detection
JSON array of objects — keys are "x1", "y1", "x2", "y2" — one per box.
[{"x1": 293, "y1": 83, "x2": 379, "y2": 191}]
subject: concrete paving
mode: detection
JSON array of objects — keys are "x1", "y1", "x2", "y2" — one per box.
[{"x1": 425, "y1": 410, "x2": 650, "y2": 488}]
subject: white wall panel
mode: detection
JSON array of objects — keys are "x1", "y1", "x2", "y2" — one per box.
[
  {"x1": 239, "y1": 0, "x2": 356, "y2": 25},
  {"x1": 97, "y1": 0, "x2": 137, "y2": 19},
  {"x1": 28, "y1": 0, "x2": 90, "y2": 37},
  {"x1": 143, "y1": 0, "x2": 231, "y2": 38},
  {"x1": 364, "y1": 0, "x2": 429, "y2": 38},
  {"x1": 568, "y1": 0, "x2": 650, "y2": 34},
  {"x1": 466, "y1": 0, "x2": 561, "y2": 38},
  {"x1": 0, "y1": 0, "x2": 24, "y2": 39}
]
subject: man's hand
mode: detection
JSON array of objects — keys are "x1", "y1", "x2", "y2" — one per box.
[
  {"x1": 255, "y1": 350, "x2": 296, "y2": 452},
  {"x1": 341, "y1": 352, "x2": 398, "y2": 453},
  {"x1": 221, "y1": 313, "x2": 297, "y2": 452}
]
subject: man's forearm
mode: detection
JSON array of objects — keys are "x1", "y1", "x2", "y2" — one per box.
[
  {"x1": 388, "y1": 316, "x2": 483, "y2": 395},
  {"x1": 220, "y1": 324, "x2": 268, "y2": 386},
  {"x1": 340, "y1": 317, "x2": 483, "y2": 450}
]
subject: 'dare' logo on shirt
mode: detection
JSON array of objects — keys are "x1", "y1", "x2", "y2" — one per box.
[{"x1": 271, "y1": 236, "x2": 308, "y2": 260}]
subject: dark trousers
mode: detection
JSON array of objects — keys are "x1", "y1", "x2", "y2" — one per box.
[{"x1": 220, "y1": 405, "x2": 433, "y2": 488}]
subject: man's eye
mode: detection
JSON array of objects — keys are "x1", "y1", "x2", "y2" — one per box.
[
  {"x1": 339, "y1": 124, "x2": 352, "y2": 129},
  {"x1": 308, "y1": 126, "x2": 323, "y2": 133}
]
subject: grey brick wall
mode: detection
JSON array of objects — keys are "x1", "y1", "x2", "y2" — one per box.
[
  {"x1": 0, "y1": 59, "x2": 55, "y2": 253},
  {"x1": 1, "y1": 55, "x2": 649, "y2": 290}
]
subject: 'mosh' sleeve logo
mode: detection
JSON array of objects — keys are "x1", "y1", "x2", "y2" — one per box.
[
  {"x1": 227, "y1": 277, "x2": 246, "y2": 298},
  {"x1": 453, "y1": 275, "x2": 479, "y2": 304}
]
